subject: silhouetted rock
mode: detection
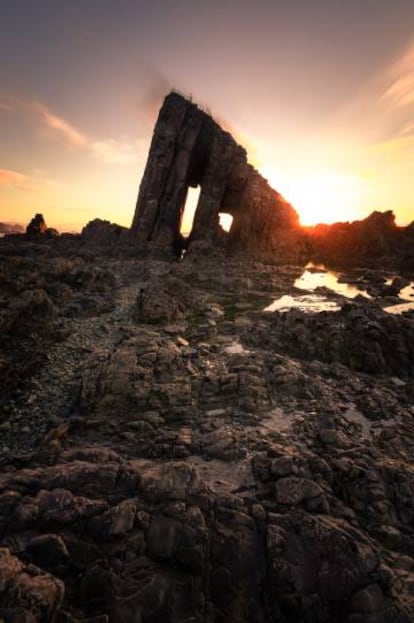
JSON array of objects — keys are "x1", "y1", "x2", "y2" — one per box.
[
  {"x1": 308, "y1": 210, "x2": 414, "y2": 268},
  {"x1": 25, "y1": 213, "x2": 59, "y2": 241},
  {"x1": 131, "y1": 92, "x2": 306, "y2": 262},
  {"x1": 81, "y1": 218, "x2": 129, "y2": 245},
  {"x1": 0, "y1": 222, "x2": 24, "y2": 234},
  {"x1": 26, "y1": 213, "x2": 47, "y2": 238}
]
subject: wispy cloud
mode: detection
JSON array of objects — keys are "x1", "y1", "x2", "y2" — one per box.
[
  {"x1": 0, "y1": 93, "x2": 139, "y2": 165},
  {"x1": 368, "y1": 134, "x2": 414, "y2": 162},
  {"x1": 383, "y1": 42, "x2": 414, "y2": 108},
  {"x1": 0, "y1": 169, "x2": 33, "y2": 191},
  {"x1": 33, "y1": 103, "x2": 87, "y2": 146},
  {"x1": 329, "y1": 37, "x2": 414, "y2": 177},
  {"x1": 0, "y1": 99, "x2": 15, "y2": 112},
  {"x1": 91, "y1": 138, "x2": 138, "y2": 164},
  {"x1": 0, "y1": 167, "x2": 60, "y2": 195}
]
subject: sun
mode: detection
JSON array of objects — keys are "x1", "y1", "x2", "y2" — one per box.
[
  {"x1": 261, "y1": 168, "x2": 367, "y2": 226},
  {"x1": 287, "y1": 172, "x2": 366, "y2": 225}
]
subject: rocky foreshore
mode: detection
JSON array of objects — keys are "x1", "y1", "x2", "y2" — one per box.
[{"x1": 1, "y1": 234, "x2": 414, "y2": 622}]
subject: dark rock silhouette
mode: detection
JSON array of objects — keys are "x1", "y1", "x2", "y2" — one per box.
[
  {"x1": 26, "y1": 213, "x2": 59, "y2": 240},
  {"x1": 131, "y1": 92, "x2": 306, "y2": 262},
  {"x1": 26, "y1": 213, "x2": 47, "y2": 236},
  {"x1": 308, "y1": 210, "x2": 414, "y2": 268},
  {"x1": 81, "y1": 218, "x2": 129, "y2": 245},
  {"x1": 0, "y1": 222, "x2": 24, "y2": 234}
]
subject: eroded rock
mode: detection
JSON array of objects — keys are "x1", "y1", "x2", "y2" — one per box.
[{"x1": 131, "y1": 92, "x2": 306, "y2": 262}]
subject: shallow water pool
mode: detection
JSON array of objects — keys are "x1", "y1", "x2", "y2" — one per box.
[
  {"x1": 294, "y1": 264, "x2": 370, "y2": 299},
  {"x1": 264, "y1": 263, "x2": 369, "y2": 313}
]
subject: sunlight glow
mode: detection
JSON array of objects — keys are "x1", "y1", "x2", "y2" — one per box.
[
  {"x1": 219, "y1": 213, "x2": 233, "y2": 232},
  {"x1": 181, "y1": 186, "x2": 201, "y2": 236},
  {"x1": 261, "y1": 167, "x2": 367, "y2": 225}
]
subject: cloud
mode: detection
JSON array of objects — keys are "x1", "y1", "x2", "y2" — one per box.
[
  {"x1": 32, "y1": 101, "x2": 139, "y2": 164},
  {"x1": 383, "y1": 42, "x2": 414, "y2": 108},
  {"x1": 368, "y1": 134, "x2": 414, "y2": 160},
  {"x1": 33, "y1": 103, "x2": 87, "y2": 146},
  {"x1": 35, "y1": 104, "x2": 139, "y2": 163},
  {"x1": 0, "y1": 92, "x2": 141, "y2": 165},
  {"x1": 91, "y1": 139, "x2": 138, "y2": 164},
  {"x1": 0, "y1": 168, "x2": 60, "y2": 193},
  {"x1": 0, "y1": 99, "x2": 15, "y2": 112},
  {"x1": 0, "y1": 169, "x2": 33, "y2": 191},
  {"x1": 0, "y1": 94, "x2": 87, "y2": 148}
]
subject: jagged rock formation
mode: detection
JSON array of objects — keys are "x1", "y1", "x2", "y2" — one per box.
[
  {"x1": 81, "y1": 218, "x2": 129, "y2": 245},
  {"x1": 131, "y1": 92, "x2": 306, "y2": 262},
  {"x1": 26, "y1": 213, "x2": 47, "y2": 236},
  {"x1": 26, "y1": 213, "x2": 59, "y2": 240},
  {"x1": 307, "y1": 211, "x2": 414, "y2": 269}
]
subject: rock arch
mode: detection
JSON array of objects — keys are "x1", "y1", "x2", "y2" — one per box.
[{"x1": 131, "y1": 92, "x2": 305, "y2": 262}]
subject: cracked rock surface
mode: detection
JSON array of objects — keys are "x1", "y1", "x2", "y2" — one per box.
[{"x1": 1, "y1": 237, "x2": 414, "y2": 622}]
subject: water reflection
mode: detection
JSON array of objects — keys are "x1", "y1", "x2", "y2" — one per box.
[
  {"x1": 264, "y1": 263, "x2": 369, "y2": 314},
  {"x1": 265, "y1": 263, "x2": 414, "y2": 315},
  {"x1": 294, "y1": 263, "x2": 370, "y2": 299},
  {"x1": 384, "y1": 280, "x2": 414, "y2": 314},
  {"x1": 399, "y1": 282, "x2": 414, "y2": 301},
  {"x1": 384, "y1": 301, "x2": 414, "y2": 314},
  {"x1": 264, "y1": 294, "x2": 340, "y2": 313}
]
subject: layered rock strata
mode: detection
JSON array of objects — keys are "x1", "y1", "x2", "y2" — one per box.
[{"x1": 131, "y1": 92, "x2": 305, "y2": 262}]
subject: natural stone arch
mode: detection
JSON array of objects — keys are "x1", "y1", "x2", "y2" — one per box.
[{"x1": 131, "y1": 92, "x2": 306, "y2": 263}]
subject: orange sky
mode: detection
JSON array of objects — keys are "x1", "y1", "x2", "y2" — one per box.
[{"x1": 1, "y1": 1, "x2": 414, "y2": 232}]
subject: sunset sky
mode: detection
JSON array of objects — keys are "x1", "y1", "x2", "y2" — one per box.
[{"x1": 1, "y1": 0, "x2": 414, "y2": 231}]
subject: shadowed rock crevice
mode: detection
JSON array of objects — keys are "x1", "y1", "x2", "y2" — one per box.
[{"x1": 131, "y1": 92, "x2": 306, "y2": 262}]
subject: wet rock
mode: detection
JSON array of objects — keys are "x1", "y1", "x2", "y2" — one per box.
[
  {"x1": 246, "y1": 301, "x2": 414, "y2": 376},
  {"x1": 27, "y1": 534, "x2": 70, "y2": 566},
  {"x1": 81, "y1": 219, "x2": 129, "y2": 245},
  {"x1": 88, "y1": 500, "x2": 136, "y2": 539},
  {"x1": 133, "y1": 272, "x2": 201, "y2": 324},
  {"x1": 139, "y1": 461, "x2": 205, "y2": 503},
  {"x1": 275, "y1": 476, "x2": 324, "y2": 505},
  {"x1": 0, "y1": 547, "x2": 64, "y2": 620},
  {"x1": 1, "y1": 235, "x2": 414, "y2": 622},
  {"x1": 349, "y1": 583, "x2": 385, "y2": 614},
  {"x1": 79, "y1": 565, "x2": 116, "y2": 607}
]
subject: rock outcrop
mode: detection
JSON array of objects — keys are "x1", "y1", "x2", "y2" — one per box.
[
  {"x1": 131, "y1": 92, "x2": 306, "y2": 262},
  {"x1": 26, "y1": 214, "x2": 59, "y2": 240},
  {"x1": 1, "y1": 238, "x2": 414, "y2": 622},
  {"x1": 26, "y1": 213, "x2": 47, "y2": 236},
  {"x1": 0, "y1": 222, "x2": 24, "y2": 235},
  {"x1": 81, "y1": 219, "x2": 129, "y2": 245},
  {"x1": 307, "y1": 211, "x2": 414, "y2": 269}
]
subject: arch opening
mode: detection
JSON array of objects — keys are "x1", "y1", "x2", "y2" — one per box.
[
  {"x1": 180, "y1": 186, "x2": 201, "y2": 238},
  {"x1": 218, "y1": 212, "x2": 233, "y2": 233}
]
